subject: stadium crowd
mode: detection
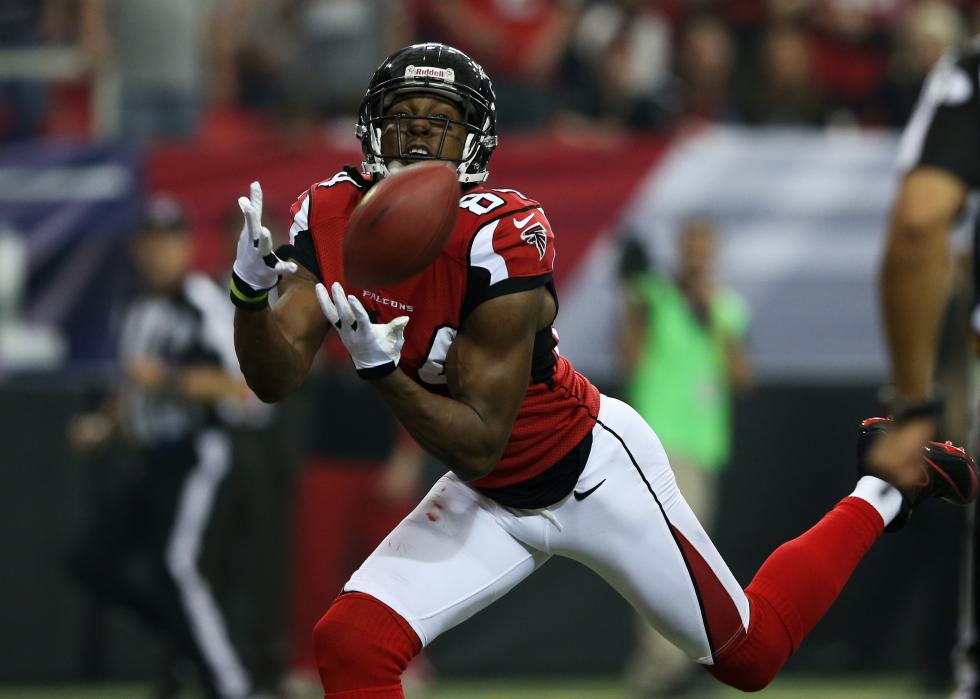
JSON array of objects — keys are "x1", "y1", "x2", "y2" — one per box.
[{"x1": 1, "y1": 0, "x2": 977, "y2": 144}]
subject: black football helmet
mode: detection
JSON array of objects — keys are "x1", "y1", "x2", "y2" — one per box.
[{"x1": 356, "y1": 43, "x2": 498, "y2": 183}]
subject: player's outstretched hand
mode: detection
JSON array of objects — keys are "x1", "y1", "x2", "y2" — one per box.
[
  {"x1": 868, "y1": 417, "x2": 936, "y2": 490},
  {"x1": 230, "y1": 181, "x2": 297, "y2": 308},
  {"x1": 316, "y1": 281, "x2": 409, "y2": 379},
  {"x1": 67, "y1": 412, "x2": 115, "y2": 453}
]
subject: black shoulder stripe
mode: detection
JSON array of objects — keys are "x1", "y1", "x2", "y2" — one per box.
[
  {"x1": 288, "y1": 230, "x2": 324, "y2": 282},
  {"x1": 460, "y1": 272, "x2": 553, "y2": 324}
]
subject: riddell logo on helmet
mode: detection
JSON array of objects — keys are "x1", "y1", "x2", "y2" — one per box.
[{"x1": 406, "y1": 65, "x2": 455, "y2": 83}]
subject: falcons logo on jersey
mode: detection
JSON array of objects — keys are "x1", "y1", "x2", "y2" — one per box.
[{"x1": 520, "y1": 223, "x2": 548, "y2": 261}]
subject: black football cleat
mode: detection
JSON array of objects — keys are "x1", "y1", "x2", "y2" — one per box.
[{"x1": 857, "y1": 417, "x2": 978, "y2": 531}]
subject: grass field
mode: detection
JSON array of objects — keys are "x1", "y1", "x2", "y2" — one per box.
[{"x1": 0, "y1": 676, "x2": 948, "y2": 699}]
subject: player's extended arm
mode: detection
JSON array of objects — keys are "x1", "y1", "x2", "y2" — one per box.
[
  {"x1": 174, "y1": 367, "x2": 249, "y2": 402},
  {"x1": 871, "y1": 167, "x2": 967, "y2": 485},
  {"x1": 230, "y1": 182, "x2": 329, "y2": 402},
  {"x1": 234, "y1": 264, "x2": 329, "y2": 402},
  {"x1": 620, "y1": 288, "x2": 649, "y2": 375},
  {"x1": 371, "y1": 289, "x2": 543, "y2": 481},
  {"x1": 880, "y1": 167, "x2": 966, "y2": 401},
  {"x1": 126, "y1": 356, "x2": 249, "y2": 403},
  {"x1": 725, "y1": 339, "x2": 753, "y2": 394}
]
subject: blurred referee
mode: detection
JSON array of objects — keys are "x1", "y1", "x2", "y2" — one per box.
[
  {"x1": 68, "y1": 198, "x2": 255, "y2": 699},
  {"x1": 872, "y1": 39, "x2": 980, "y2": 699}
]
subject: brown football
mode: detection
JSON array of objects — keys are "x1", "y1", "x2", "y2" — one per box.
[{"x1": 343, "y1": 161, "x2": 461, "y2": 288}]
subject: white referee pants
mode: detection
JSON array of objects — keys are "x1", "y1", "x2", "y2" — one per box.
[{"x1": 345, "y1": 395, "x2": 750, "y2": 664}]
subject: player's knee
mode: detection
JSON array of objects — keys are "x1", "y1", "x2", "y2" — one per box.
[
  {"x1": 313, "y1": 592, "x2": 420, "y2": 693},
  {"x1": 707, "y1": 637, "x2": 783, "y2": 692},
  {"x1": 706, "y1": 660, "x2": 778, "y2": 693},
  {"x1": 312, "y1": 606, "x2": 366, "y2": 679},
  {"x1": 706, "y1": 592, "x2": 791, "y2": 693}
]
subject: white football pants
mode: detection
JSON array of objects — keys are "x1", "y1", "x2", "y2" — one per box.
[{"x1": 345, "y1": 395, "x2": 751, "y2": 664}]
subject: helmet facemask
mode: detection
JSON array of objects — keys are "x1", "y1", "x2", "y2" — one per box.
[
  {"x1": 356, "y1": 46, "x2": 498, "y2": 183},
  {"x1": 358, "y1": 89, "x2": 496, "y2": 183}
]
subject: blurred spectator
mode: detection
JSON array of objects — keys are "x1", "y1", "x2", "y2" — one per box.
[
  {"x1": 219, "y1": 0, "x2": 294, "y2": 115},
  {"x1": 294, "y1": 0, "x2": 413, "y2": 119},
  {"x1": 676, "y1": 14, "x2": 740, "y2": 124},
  {"x1": 561, "y1": 0, "x2": 674, "y2": 129},
  {"x1": 0, "y1": 0, "x2": 69, "y2": 143},
  {"x1": 233, "y1": 0, "x2": 413, "y2": 126},
  {"x1": 79, "y1": 0, "x2": 233, "y2": 142},
  {"x1": 618, "y1": 221, "x2": 751, "y2": 698},
  {"x1": 741, "y1": 23, "x2": 831, "y2": 126},
  {"x1": 880, "y1": 0, "x2": 965, "y2": 125},
  {"x1": 416, "y1": 0, "x2": 581, "y2": 129},
  {"x1": 67, "y1": 198, "x2": 257, "y2": 699},
  {"x1": 807, "y1": 0, "x2": 896, "y2": 122}
]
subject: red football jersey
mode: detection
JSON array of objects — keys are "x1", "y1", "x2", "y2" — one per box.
[{"x1": 289, "y1": 168, "x2": 599, "y2": 488}]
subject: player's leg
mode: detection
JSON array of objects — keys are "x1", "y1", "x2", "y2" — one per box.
[
  {"x1": 624, "y1": 455, "x2": 718, "y2": 696},
  {"x1": 534, "y1": 396, "x2": 749, "y2": 665},
  {"x1": 68, "y1": 455, "x2": 170, "y2": 627},
  {"x1": 149, "y1": 431, "x2": 252, "y2": 699},
  {"x1": 952, "y1": 389, "x2": 979, "y2": 699},
  {"x1": 541, "y1": 396, "x2": 907, "y2": 691},
  {"x1": 314, "y1": 473, "x2": 550, "y2": 698},
  {"x1": 953, "y1": 499, "x2": 978, "y2": 699}
]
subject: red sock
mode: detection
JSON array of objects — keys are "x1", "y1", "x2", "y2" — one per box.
[
  {"x1": 710, "y1": 496, "x2": 884, "y2": 691},
  {"x1": 314, "y1": 592, "x2": 421, "y2": 698}
]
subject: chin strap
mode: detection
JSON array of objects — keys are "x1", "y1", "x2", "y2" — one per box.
[{"x1": 363, "y1": 156, "x2": 488, "y2": 183}]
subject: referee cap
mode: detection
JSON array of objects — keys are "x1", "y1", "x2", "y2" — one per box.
[{"x1": 137, "y1": 195, "x2": 188, "y2": 235}]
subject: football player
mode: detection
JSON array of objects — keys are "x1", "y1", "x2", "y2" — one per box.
[
  {"x1": 229, "y1": 43, "x2": 978, "y2": 698},
  {"x1": 874, "y1": 39, "x2": 980, "y2": 699}
]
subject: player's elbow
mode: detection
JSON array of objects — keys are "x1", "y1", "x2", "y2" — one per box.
[
  {"x1": 888, "y1": 204, "x2": 948, "y2": 256},
  {"x1": 244, "y1": 374, "x2": 290, "y2": 404},
  {"x1": 454, "y1": 457, "x2": 496, "y2": 481},
  {"x1": 452, "y1": 438, "x2": 505, "y2": 481},
  {"x1": 250, "y1": 386, "x2": 283, "y2": 404}
]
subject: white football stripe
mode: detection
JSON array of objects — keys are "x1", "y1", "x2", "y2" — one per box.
[
  {"x1": 470, "y1": 219, "x2": 509, "y2": 284},
  {"x1": 289, "y1": 194, "x2": 310, "y2": 242}
]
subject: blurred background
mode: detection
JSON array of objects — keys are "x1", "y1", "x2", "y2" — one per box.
[{"x1": 1, "y1": 0, "x2": 977, "y2": 698}]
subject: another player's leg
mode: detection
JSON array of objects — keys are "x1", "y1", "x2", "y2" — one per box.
[
  {"x1": 953, "y1": 495, "x2": 978, "y2": 698},
  {"x1": 312, "y1": 473, "x2": 550, "y2": 698},
  {"x1": 952, "y1": 401, "x2": 980, "y2": 699},
  {"x1": 152, "y1": 431, "x2": 252, "y2": 699},
  {"x1": 69, "y1": 456, "x2": 172, "y2": 630}
]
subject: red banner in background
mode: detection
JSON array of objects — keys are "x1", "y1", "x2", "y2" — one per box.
[{"x1": 148, "y1": 130, "x2": 668, "y2": 284}]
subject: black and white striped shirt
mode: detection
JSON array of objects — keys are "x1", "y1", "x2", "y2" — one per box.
[
  {"x1": 897, "y1": 39, "x2": 980, "y2": 333},
  {"x1": 898, "y1": 40, "x2": 980, "y2": 184},
  {"x1": 118, "y1": 273, "x2": 239, "y2": 445}
]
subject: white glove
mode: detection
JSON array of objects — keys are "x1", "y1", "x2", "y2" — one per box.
[
  {"x1": 316, "y1": 281, "x2": 409, "y2": 378},
  {"x1": 231, "y1": 181, "x2": 297, "y2": 305}
]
